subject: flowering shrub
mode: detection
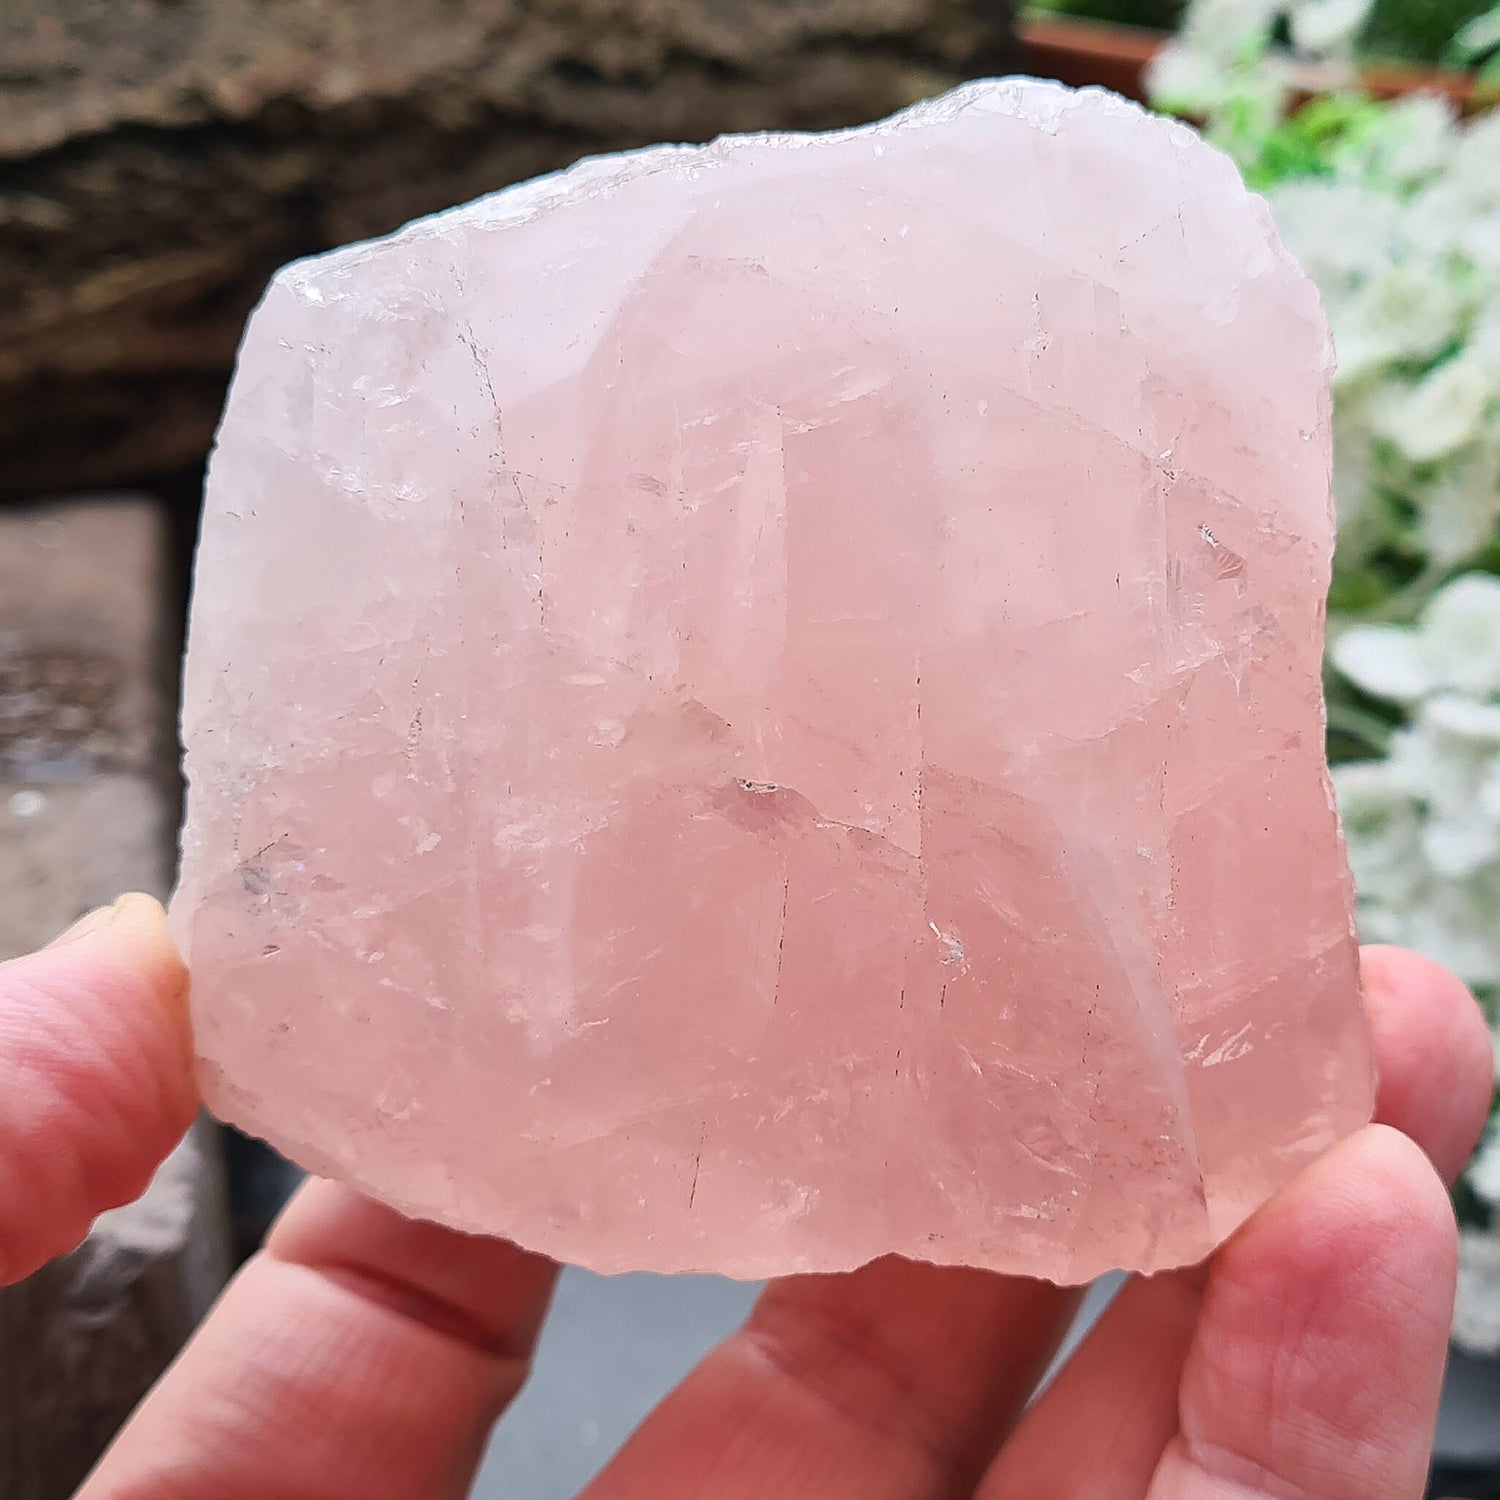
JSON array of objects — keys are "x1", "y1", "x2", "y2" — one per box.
[
  {"x1": 1332, "y1": 581, "x2": 1500, "y2": 1347},
  {"x1": 1152, "y1": 0, "x2": 1500, "y2": 1348},
  {"x1": 1030, "y1": 0, "x2": 1498, "y2": 66}
]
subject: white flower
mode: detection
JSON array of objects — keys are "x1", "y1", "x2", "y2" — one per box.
[
  {"x1": 1334, "y1": 760, "x2": 1425, "y2": 900},
  {"x1": 1330, "y1": 410, "x2": 1386, "y2": 549},
  {"x1": 1468, "y1": 308, "x2": 1500, "y2": 382},
  {"x1": 1334, "y1": 582, "x2": 1500, "y2": 991},
  {"x1": 1407, "y1": 171, "x2": 1500, "y2": 274},
  {"x1": 1337, "y1": 94, "x2": 1459, "y2": 188},
  {"x1": 1398, "y1": 878, "x2": 1500, "y2": 987},
  {"x1": 1148, "y1": 0, "x2": 1294, "y2": 120},
  {"x1": 1377, "y1": 724, "x2": 1500, "y2": 883},
  {"x1": 1388, "y1": 720, "x2": 1467, "y2": 802},
  {"x1": 1332, "y1": 575, "x2": 1500, "y2": 703},
  {"x1": 1459, "y1": 215, "x2": 1500, "y2": 279},
  {"x1": 1370, "y1": 356, "x2": 1492, "y2": 463},
  {"x1": 1447, "y1": 108, "x2": 1500, "y2": 214},
  {"x1": 1146, "y1": 46, "x2": 1237, "y2": 115},
  {"x1": 1325, "y1": 262, "x2": 1466, "y2": 387},
  {"x1": 1288, "y1": 0, "x2": 1372, "y2": 51},
  {"x1": 1331, "y1": 626, "x2": 1432, "y2": 702},
  {"x1": 1422, "y1": 816, "x2": 1500, "y2": 878},
  {"x1": 1417, "y1": 448, "x2": 1500, "y2": 568},
  {"x1": 1178, "y1": 0, "x2": 1286, "y2": 58},
  {"x1": 1423, "y1": 576, "x2": 1500, "y2": 696},
  {"x1": 1266, "y1": 181, "x2": 1400, "y2": 290},
  {"x1": 1470, "y1": 1127, "x2": 1500, "y2": 1207},
  {"x1": 1423, "y1": 694, "x2": 1500, "y2": 745}
]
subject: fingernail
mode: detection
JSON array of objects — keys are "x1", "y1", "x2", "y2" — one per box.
[{"x1": 46, "y1": 899, "x2": 121, "y2": 949}]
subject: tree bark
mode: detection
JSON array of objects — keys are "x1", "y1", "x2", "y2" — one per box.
[{"x1": 0, "y1": 0, "x2": 1015, "y2": 502}]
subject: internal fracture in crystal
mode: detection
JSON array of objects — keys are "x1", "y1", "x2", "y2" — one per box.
[{"x1": 173, "y1": 78, "x2": 1373, "y2": 1282}]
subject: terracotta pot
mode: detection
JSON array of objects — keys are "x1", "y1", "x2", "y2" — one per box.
[{"x1": 1016, "y1": 12, "x2": 1481, "y2": 107}]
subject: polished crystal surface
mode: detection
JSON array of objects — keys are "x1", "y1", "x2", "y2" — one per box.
[{"x1": 173, "y1": 78, "x2": 1373, "y2": 1282}]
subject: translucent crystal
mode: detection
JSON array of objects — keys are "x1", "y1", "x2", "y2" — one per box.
[{"x1": 173, "y1": 78, "x2": 1373, "y2": 1282}]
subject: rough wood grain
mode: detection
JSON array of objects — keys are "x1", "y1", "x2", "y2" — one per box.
[
  {"x1": 0, "y1": 496, "x2": 227, "y2": 1500},
  {"x1": 0, "y1": 0, "x2": 1014, "y2": 501}
]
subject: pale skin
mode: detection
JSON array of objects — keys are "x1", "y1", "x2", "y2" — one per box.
[{"x1": 3, "y1": 895, "x2": 1494, "y2": 1500}]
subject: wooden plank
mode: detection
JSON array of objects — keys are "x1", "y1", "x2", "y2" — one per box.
[{"x1": 0, "y1": 495, "x2": 228, "y2": 1500}]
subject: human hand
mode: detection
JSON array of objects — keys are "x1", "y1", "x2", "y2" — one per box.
[{"x1": 4, "y1": 896, "x2": 1492, "y2": 1499}]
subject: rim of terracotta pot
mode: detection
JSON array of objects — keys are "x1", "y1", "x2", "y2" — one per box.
[{"x1": 1016, "y1": 11, "x2": 1481, "y2": 108}]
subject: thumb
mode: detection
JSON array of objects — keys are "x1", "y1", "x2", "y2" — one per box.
[
  {"x1": 1147, "y1": 1126, "x2": 1454, "y2": 1500},
  {"x1": 0, "y1": 893, "x2": 196, "y2": 1285}
]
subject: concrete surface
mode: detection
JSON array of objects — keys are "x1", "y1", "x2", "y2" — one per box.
[
  {"x1": 1437, "y1": 1350, "x2": 1500, "y2": 1468},
  {"x1": 474, "y1": 1270, "x2": 1122, "y2": 1499},
  {"x1": 477, "y1": 1269, "x2": 759, "y2": 1500}
]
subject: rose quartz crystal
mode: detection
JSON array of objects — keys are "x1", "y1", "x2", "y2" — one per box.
[{"x1": 174, "y1": 77, "x2": 1373, "y2": 1283}]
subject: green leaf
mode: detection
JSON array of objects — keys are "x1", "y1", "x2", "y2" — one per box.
[
  {"x1": 1326, "y1": 698, "x2": 1399, "y2": 755},
  {"x1": 1329, "y1": 568, "x2": 1399, "y2": 612},
  {"x1": 1476, "y1": 47, "x2": 1500, "y2": 99},
  {"x1": 1444, "y1": 1, "x2": 1500, "y2": 63}
]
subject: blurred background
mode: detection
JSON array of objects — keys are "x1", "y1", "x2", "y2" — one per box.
[{"x1": 2, "y1": 1, "x2": 1498, "y2": 1496}]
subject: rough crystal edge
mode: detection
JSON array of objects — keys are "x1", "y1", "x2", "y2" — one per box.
[
  {"x1": 271, "y1": 76, "x2": 1320, "y2": 348},
  {"x1": 250, "y1": 75, "x2": 1335, "y2": 531},
  {"x1": 198, "y1": 1068, "x2": 1225, "y2": 1285},
  {"x1": 249, "y1": 75, "x2": 1338, "y2": 547}
]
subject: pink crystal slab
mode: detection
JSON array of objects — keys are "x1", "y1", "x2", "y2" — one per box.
[{"x1": 173, "y1": 78, "x2": 1373, "y2": 1283}]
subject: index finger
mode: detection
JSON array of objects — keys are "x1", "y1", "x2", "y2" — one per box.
[{"x1": 0, "y1": 893, "x2": 196, "y2": 1284}]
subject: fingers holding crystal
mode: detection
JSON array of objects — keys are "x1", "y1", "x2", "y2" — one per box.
[
  {"x1": 1360, "y1": 944, "x2": 1494, "y2": 1184},
  {"x1": 975, "y1": 1268, "x2": 1202, "y2": 1500},
  {"x1": 985, "y1": 1131, "x2": 1458, "y2": 1500},
  {"x1": 77, "y1": 1182, "x2": 558, "y2": 1500},
  {"x1": 2, "y1": 897, "x2": 558, "y2": 1498},
  {"x1": 0, "y1": 894, "x2": 195, "y2": 1284},
  {"x1": 978, "y1": 942, "x2": 1490, "y2": 1500},
  {"x1": 1146, "y1": 1125, "x2": 1453, "y2": 1500},
  {"x1": 580, "y1": 1257, "x2": 1077, "y2": 1500},
  {"x1": 265, "y1": 1179, "x2": 560, "y2": 1363}
]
